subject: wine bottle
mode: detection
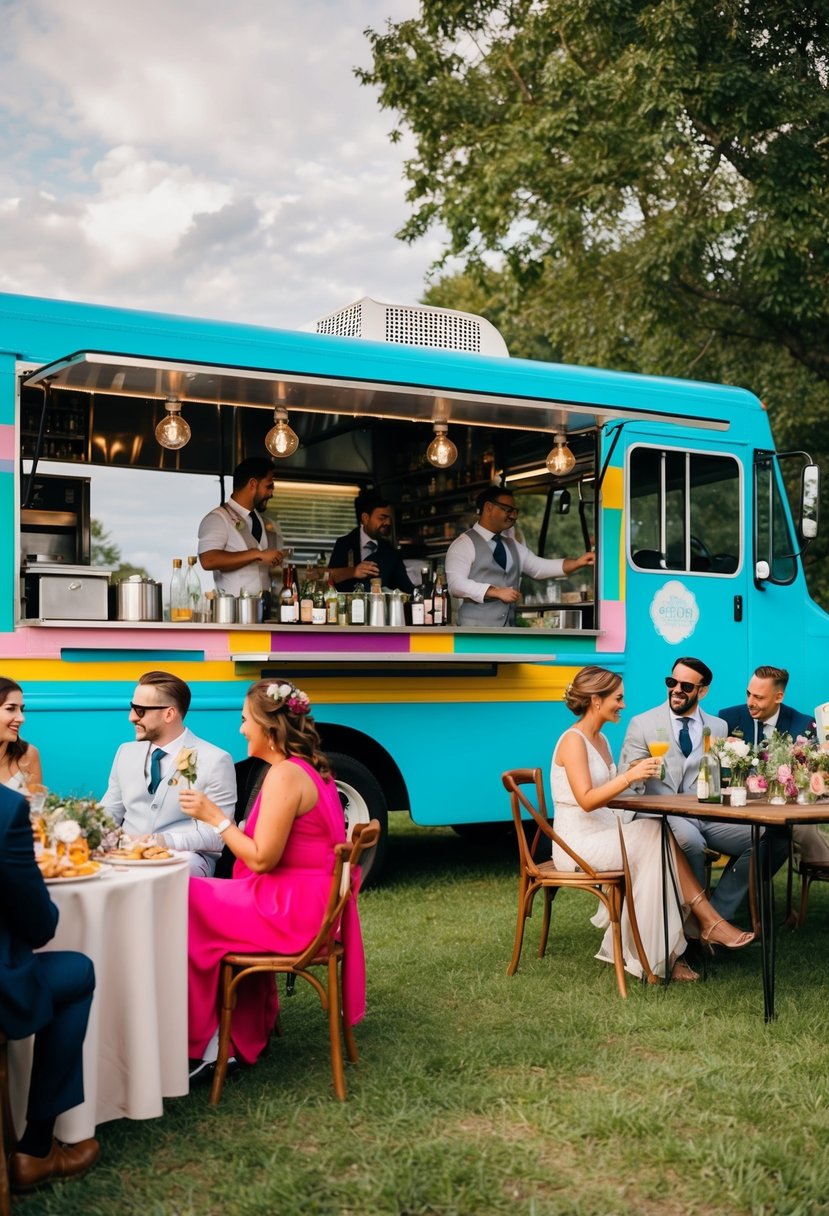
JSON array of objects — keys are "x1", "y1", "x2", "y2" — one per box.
[
  {"x1": 325, "y1": 577, "x2": 338, "y2": 625},
  {"x1": 410, "y1": 583, "x2": 425, "y2": 626},
  {"x1": 696, "y1": 728, "x2": 722, "y2": 803},
  {"x1": 279, "y1": 563, "x2": 298, "y2": 623},
  {"x1": 312, "y1": 582, "x2": 326, "y2": 625},
  {"x1": 349, "y1": 582, "x2": 366, "y2": 626}
]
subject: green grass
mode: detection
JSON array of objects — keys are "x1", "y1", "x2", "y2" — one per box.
[{"x1": 16, "y1": 819, "x2": 829, "y2": 1216}]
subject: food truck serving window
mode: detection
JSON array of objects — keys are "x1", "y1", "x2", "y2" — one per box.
[{"x1": 628, "y1": 446, "x2": 741, "y2": 575}]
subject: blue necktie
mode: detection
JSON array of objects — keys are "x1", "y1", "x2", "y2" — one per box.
[
  {"x1": 678, "y1": 718, "x2": 693, "y2": 758},
  {"x1": 493, "y1": 537, "x2": 507, "y2": 570},
  {"x1": 148, "y1": 748, "x2": 165, "y2": 794}
]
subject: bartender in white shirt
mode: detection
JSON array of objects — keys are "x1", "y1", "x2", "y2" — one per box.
[
  {"x1": 445, "y1": 486, "x2": 594, "y2": 626},
  {"x1": 197, "y1": 457, "x2": 285, "y2": 597}
]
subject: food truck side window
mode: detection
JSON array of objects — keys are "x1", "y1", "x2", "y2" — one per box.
[
  {"x1": 754, "y1": 456, "x2": 798, "y2": 585},
  {"x1": 629, "y1": 447, "x2": 741, "y2": 575}
]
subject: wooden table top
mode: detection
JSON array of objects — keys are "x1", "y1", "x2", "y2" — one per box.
[{"x1": 608, "y1": 792, "x2": 829, "y2": 828}]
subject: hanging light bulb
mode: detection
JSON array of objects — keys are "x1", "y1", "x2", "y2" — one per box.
[
  {"x1": 265, "y1": 407, "x2": 299, "y2": 458},
  {"x1": 426, "y1": 421, "x2": 458, "y2": 468},
  {"x1": 154, "y1": 396, "x2": 191, "y2": 450},
  {"x1": 545, "y1": 431, "x2": 576, "y2": 476}
]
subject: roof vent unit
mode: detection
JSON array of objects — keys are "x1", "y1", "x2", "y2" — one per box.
[{"x1": 303, "y1": 297, "x2": 509, "y2": 357}]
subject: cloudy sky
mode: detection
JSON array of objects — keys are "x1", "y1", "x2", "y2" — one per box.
[{"x1": 3, "y1": 0, "x2": 450, "y2": 586}]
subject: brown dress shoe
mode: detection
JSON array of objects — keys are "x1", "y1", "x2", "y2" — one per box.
[{"x1": 10, "y1": 1136, "x2": 101, "y2": 1191}]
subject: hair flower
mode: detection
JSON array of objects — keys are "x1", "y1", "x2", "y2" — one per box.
[{"x1": 266, "y1": 681, "x2": 311, "y2": 716}]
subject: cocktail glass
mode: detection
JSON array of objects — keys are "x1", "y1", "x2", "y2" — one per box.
[{"x1": 648, "y1": 729, "x2": 670, "y2": 781}]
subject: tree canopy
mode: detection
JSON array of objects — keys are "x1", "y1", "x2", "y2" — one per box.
[{"x1": 359, "y1": 0, "x2": 829, "y2": 602}]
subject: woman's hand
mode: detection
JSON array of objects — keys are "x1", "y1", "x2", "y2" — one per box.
[
  {"x1": 179, "y1": 788, "x2": 223, "y2": 827},
  {"x1": 627, "y1": 756, "x2": 662, "y2": 784}
]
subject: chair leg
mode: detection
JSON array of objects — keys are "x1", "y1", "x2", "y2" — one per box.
[
  {"x1": 209, "y1": 961, "x2": 237, "y2": 1106},
  {"x1": 507, "y1": 875, "x2": 533, "y2": 976},
  {"x1": 617, "y1": 821, "x2": 656, "y2": 984},
  {"x1": 537, "y1": 887, "x2": 555, "y2": 959},
  {"x1": 327, "y1": 955, "x2": 347, "y2": 1101},
  {"x1": 798, "y1": 873, "x2": 812, "y2": 928},
  {"x1": 605, "y1": 886, "x2": 628, "y2": 999}
]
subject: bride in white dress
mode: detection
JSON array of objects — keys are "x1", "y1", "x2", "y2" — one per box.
[
  {"x1": 551, "y1": 666, "x2": 753, "y2": 981},
  {"x1": 0, "y1": 677, "x2": 42, "y2": 792}
]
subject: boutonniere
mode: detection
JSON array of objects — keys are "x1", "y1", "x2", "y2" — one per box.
[
  {"x1": 169, "y1": 747, "x2": 198, "y2": 787},
  {"x1": 265, "y1": 520, "x2": 275, "y2": 533}
]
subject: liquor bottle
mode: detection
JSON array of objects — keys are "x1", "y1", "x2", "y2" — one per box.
[
  {"x1": 696, "y1": 728, "x2": 722, "y2": 803},
  {"x1": 279, "y1": 562, "x2": 298, "y2": 623},
  {"x1": 422, "y1": 567, "x2": 434, "y2": 626},
  {"x1": 432, "y1": 567, "x2": 448, "y2": 626},
  {"x1": 336, "y1": 592, "x2": 348, "y2": 627},
  {"x1": 170, "y1": 558, "x2": 191, "y2": 622},
  {"x1": 410, "y1": 583, "x2": 425, "y2": 626},
  {"x1": 185, "y1": 556, "x2": 202, "y2": 619},
  {"x1": 325, "y1": 577, "x2": 339, "y2": 625},
  {"x1": 349, "y1": 582, "x2": 366, "y2": 626},
  {"x1": 299, "y1": 575, "x2": 314, "y2": 624},
  {"x1": 312, "y1": 582, "x2": 326, "y2": 625}
]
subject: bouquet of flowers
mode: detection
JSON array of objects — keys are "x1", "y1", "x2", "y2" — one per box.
[
  {"x1": 747, "y1": 730, "x2": 829, "y2": 802},
  {"x1": 41, "y1": 793, "x2": 117, "y2": 851},
  {"x1": 712, "y1": 736, "x2": 756, "y2": 787}
]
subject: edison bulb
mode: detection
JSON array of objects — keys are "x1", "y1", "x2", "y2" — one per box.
[
  {"x1": 155, "y1": 410, "x2": 191, "y2": 450},
  {"x1": 265, "y1": 408, "x2": 299, "y2": 458},
  {"x1": 426, "y1": 424, "x2": 458, "y2": 468},
  {"x1": 545, "y1": 434, "x2": 575, "y2": 476}
]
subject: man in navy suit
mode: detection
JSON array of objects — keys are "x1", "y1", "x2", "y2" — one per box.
[
  {"x1": 719, "y1": 665, "x2": 816, "y2": 745},
  {"x1": 328, "y1": 490, "x2": 415, "y2": 593},
  {"x1": 720, "y1": 665, "x2": 827, "y2": 863},
  {"x1": 0, "y1": 785, "x2": 99, "y2": 1192}
]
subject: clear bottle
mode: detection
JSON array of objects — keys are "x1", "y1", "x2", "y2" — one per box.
[
  {"x1": 325, "y1": 577, "x2": 339, "y2": 625},
  {"x1": 349, "y1": 582, "x2": 366, "y2": 626},
  {"x1": 337, "y1": 591, "x2": 348, "y2": 627},
  {"x1": 170, "y1": 558, "x2": 191, "y2": 622},
  {"x1": 312, "y1": 582, "x2": 326, "y2": 625},
  {"x1": 432, "y1": 568, "x2": 447, "y2": 626},
  {"x1": 279, "y1": 562, "x2": 298, "y2": 623},
  {"x1": 696, "y1": 729, "x2": 722, "y2": 803},
  {"x1": 185, "y1": 555, "x2": 202, "y2": 619},
  {"x1": 299, "y1": 575, "x2": 314, "y2": 624}
]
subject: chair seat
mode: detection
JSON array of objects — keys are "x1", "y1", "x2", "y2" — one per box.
[{"x1": 532, "y1": 860, "x2": 624, "y2": 882}]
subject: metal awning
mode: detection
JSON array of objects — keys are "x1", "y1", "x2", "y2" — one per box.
[{"x1": 23, "y1": 349, "x2": 731, "y2": 435}]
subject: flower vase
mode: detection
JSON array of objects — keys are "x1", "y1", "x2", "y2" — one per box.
[
  {"x1": 768, "y1": 781, "x2": 786, "y2": 805},
  {"x1": 729, "y1": 786, "x2": 747, "y2": 808},
  {"x1": 797, "y1": 790, "x2": 816, "y2": 806}
]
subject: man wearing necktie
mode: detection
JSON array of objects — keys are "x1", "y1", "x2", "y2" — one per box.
[
  {"x1": 198, "y1": 457, "x2": 286, "y2": 598},
  {"x1": 101, "y1": 670, "x2": 236, "y2": 877},
  {"x1": 619, "y1": 657, "x2": 786, "y2": 923},
  {"x1": 328, "y1": 491, "x2": 415, "y2": 593},
  {"x1": 720, "y1": 665, "x2": 828, "y2": 863},
  {"x1": 444, "y1": 486, "x2": 594, "y2": 626}
]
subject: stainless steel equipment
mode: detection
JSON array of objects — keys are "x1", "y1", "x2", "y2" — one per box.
[
  {"x1": 22, "y1": 563, "x2": 110, "y2": 621},
  {"x1": 115, "y1": 576, "x2": 162, "y2": 621},
  {"x1": 237, "y1": 594, "x2": 264, "y2": 624},
  {"x1": 213, "y1": 594, "x2": 237, "y2": 624},
  {"x1": 20, "y1": 474, "x2": 91, "y2": 565}
]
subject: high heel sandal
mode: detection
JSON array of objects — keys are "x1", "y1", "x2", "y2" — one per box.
[
  {"x1": 683, "y1": 889, "x2": 706, "y2": 943},
  {"x1": 700, "y1": 919, "x2": 755, "y2": 950},
  {"x1": 671, "y1": 956, "x2": 700, "y2": 982}
]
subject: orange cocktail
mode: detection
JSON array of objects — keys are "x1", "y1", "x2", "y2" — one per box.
[{"x1": 648, "y1": 740, "x2": 669, "y2": 780}]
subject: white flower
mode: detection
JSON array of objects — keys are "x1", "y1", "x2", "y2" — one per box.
[{"x1": 726, "y1": 738, "x2": 752, "y2": 761}]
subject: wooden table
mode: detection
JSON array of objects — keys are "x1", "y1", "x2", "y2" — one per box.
[
  {"x1": 9, "y1": 860, "x2": 189, "y2": 1142},
  {"x1": 608, "y1": 794, "x2": 829, "y2": 1020}
]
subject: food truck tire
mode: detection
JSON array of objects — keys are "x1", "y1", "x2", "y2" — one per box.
[{"x1": 328, "y1": 752, "x2": 388, "y2": 888}]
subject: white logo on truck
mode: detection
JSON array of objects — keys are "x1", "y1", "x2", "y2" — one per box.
[{"x1": 649, "y1": 580, "x2": 699, "y2": 643}]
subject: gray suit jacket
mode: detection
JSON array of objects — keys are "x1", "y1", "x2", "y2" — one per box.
[
  {"x1": 101, "y1": 726, "x2": 235, "y2": 866},
  {"x1": 619, "y1": 703, "x2": 728, "y2": 795}
]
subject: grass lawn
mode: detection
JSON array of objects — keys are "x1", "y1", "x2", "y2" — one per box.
[{"x1": 15, "y1": 818, "x2": 829, "y2": 1216}]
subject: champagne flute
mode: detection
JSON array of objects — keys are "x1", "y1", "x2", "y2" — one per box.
[{"x1": 648, "y1": 728, "x2": 670, "y2": 781}]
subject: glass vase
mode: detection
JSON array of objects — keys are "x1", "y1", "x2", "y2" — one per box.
[{"x1": 768, "y1": 781, "x2": 786, "y2": 805}]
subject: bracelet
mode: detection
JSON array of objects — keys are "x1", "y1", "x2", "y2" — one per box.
[{"x1": 215, "y1": 817, "x2": 233, "y2": 835}]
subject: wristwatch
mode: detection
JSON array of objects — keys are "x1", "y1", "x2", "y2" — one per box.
[{"x1": 215, "y1": 817, "x2": 233, "y2": 835}]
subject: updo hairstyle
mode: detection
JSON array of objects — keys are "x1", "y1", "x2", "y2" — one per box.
[
  {"x1": 563, "y1": 666, "x2": 622, "y2": 717},
  {"x1": 245, "y1": 679, "x2": 330, "y2": 776}
]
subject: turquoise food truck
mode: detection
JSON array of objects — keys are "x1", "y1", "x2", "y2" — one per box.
[{"x1": 0, "y1": 291, "x2": 824, "y2": 881}]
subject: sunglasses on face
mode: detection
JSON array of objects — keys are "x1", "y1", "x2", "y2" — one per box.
[
  {"x1": 129, "y1": 703, "x2": 172, "y2": 719},
  {"x1": 664, "y1": 677, "x2": 703, "y2": 694}
]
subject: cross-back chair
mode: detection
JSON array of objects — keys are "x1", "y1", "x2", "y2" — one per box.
[
  {"x1": 209, "y1": 819, "x2": 380, "y2": 1105},
  {"x1": 502, "y1": 768, "x2": 653, "y2": 997}
]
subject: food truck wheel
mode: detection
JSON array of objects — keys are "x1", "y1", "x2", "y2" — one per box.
[{"x1": 328, "y1": 752, "x2": 388, "y2": 888}]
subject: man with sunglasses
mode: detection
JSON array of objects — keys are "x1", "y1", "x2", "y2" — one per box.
[
  {"x1": 101, "y1": 671, "x2": 236, "y2": 876},
  {"x1": 444, "y1": 486, "x2": 594, "y2": 626},
  {"x1": 620, "y1": 657, "x2": 787, "y2": 922}
]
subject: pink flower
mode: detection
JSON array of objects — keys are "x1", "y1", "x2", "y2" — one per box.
[
  {"x1": 747, "y1": 774, "x2": 767, "y2": 794},
  {"x1": 785, "y1": 777, "x2": 798, "y2": 799},
  {"x1": 811, "y1": 771, "x2": 827, "y2": 796},
  {"x1": 777, "y1": 764, "x2": 792, "y2": 782}
]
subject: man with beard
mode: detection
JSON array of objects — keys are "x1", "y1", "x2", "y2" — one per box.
[
  {"x1": 198, "y1": 457, "x2": 285, "y2": 597},
  {"x1": 619, "y1": 657, "x2": 787, "y2": 922},
  {"x1": 101, "y1": 671, "x2": 236, "y2": 876},
  {"x1": 328, "y1": 491, "x2": 414, "y2": 593}
]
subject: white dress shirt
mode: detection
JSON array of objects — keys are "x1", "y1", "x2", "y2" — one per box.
[
  {"x1": 197, "y1": 501, "x2": 284, "y2": 596},
  {"x1": 444, "y1": 522, "x2": 566, "y2": 604}
]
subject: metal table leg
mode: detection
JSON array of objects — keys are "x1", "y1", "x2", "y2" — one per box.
[{"x1": 755, "y1": 824, "x2": 776, "y2": 1021}]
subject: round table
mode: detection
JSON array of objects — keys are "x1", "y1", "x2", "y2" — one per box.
[{"x1": 9, "y1": 859, "x2": 189, "y2": 1142}]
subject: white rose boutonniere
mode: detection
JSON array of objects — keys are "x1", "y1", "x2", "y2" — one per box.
[{"x1": 169, "y1": 747, "x2": 198, "y2": 788}]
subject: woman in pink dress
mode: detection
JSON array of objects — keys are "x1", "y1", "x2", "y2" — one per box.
[{"x1": 180, "y1": 679, "x2": 365, "y2": 1077}]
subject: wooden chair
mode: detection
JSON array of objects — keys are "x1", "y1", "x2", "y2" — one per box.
[
  {"x1": 501, "y1": 769, "x2": 654, "y2": 997},
  {"x1": 794, "y1": 858, "x2": 829, "y2": 927},
  {"x1": 0, "y1": 1030, "x2": 14, "y2": 1216},
  {"x1": 209, "y1": 819, "x2": 380, "y2": 1105}
]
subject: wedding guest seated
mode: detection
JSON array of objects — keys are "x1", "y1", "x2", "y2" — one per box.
[
  {"x1": 552, "y1": 666, "x2": 754, "y2": 983},
  {"x1": 0, "y1": 784, "x2": 99, "y2": 1192},
  {"x1": 0, "y1": 676, "x2": 43, "y2": 792},
  {"x1": 181, "y1": 679, "x2": 365, "y2": 1082},
  {"x1": 101, "y1": 670, "x2": 236, "y2": 877}
]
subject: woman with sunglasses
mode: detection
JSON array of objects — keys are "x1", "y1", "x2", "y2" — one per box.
[
  {"x1": 551, "y1": 666, "x2": 753, "y2": 983},
  {"x1": 0, "y1": 677, "x2": 43, "y2": 792}
]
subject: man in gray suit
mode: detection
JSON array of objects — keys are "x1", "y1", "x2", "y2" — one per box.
[
  {"x1": 101, "y1": 670, "x2": 236, "y2": 877},
  {"x1": 620, "y1": 656, "x2": 786, "y2": 922}
]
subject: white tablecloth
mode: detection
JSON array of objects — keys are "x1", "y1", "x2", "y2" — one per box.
[{"x1": 9, "y1": 861, "x2": 189, "y2": 1142}]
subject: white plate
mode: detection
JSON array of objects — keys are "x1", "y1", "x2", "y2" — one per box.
[
  {"x1": 100, "y1": 850, "x2": 188, "y2": 867},
  {"x1": 43, "y1": 864, "x2": 105, "y2": 885}
]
